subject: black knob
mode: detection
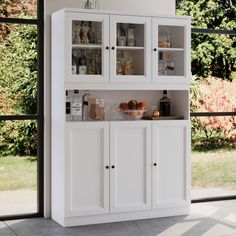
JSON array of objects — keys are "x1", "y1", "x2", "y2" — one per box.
[
  {"x1": 111, "y1": 165, "x2": 115, "y2": 169},
  {"x1": 153, "y1": 48, "x2": 157, "y2": 52},
  {"x1": 153, "y1": 163, "x2": 157, "y2": 166},
  {"x1": 106, "y1": 46, "x2": 109, "y2": 50},
  {"x1": 105, "y1": 166, "x2": 109, "y2": 169},
  {"x1": 111, "y1": 46, "x2": 115, "y2": 50}
]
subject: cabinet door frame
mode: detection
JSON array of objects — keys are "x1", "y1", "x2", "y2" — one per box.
[
  {"x1": 110, "y1": 15, "x2": 151, "y2": 83},
  {"x1": 64, "y1": 12, "x2": 110, "y2": 83},
  {"x1": 110, "y1": 121, "x2": 152, "y2": 213},
  {"x1": 152, "y1": 121, "x2": 191, "y2": 209},
  {"x1": 64, "y1": 122, "x2": 110, "y2": 217},
  {"x1": 152, "y1": 17, "x2": 191, "y2": 84}
]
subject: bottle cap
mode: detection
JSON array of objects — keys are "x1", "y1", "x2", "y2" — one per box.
[
  {"x1": 74, "y1": 90, "x2": 79, "y2": 94},
  {"x1": 163, "y1": 90, "x2": 167, "y2": 94}
]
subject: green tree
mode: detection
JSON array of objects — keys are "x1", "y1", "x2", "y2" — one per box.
[{"x1": 177, "y1": 0, "x2": 236, "y2": 80}]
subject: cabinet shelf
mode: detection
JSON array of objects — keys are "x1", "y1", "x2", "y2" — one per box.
[
  {"x1": 116, "y1": 46, "x2": 144, "y2": 50},
  {"x1": 72, "y1": 44, "x2": 102, "y2": 49},
  {"x1": 158, "y1": 47, "x2": 184, "y2": 52}
]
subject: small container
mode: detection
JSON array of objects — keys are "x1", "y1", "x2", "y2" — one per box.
[
  {"x1": 118, "y1": 36, "x2": 126, "y2": 46},
  {"x1": 88, "y1": 98, "x2": 105, "y2": 120}
]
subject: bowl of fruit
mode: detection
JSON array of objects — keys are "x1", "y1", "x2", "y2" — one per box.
[{"x1": 119, "y1": 100, "x2": 148, "y2": 120}]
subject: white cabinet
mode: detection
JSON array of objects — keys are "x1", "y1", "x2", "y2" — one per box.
[
  {"x1": 51, "y1": 9, "x2": 191, "y2": 227},
  {"x1": 110, "y1": 122, "x2": 151, "y2": 212},
  {"x1": 152, "y1": 121, "x2": 190, "y2": 208},
  {"x1": 64, "y1": 122, "x2": 110, "y2": 217}
]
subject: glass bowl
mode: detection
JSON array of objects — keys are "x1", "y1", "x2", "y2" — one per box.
[{"x1": 119, "y1": 109, "x2": 147, "y2": 120}]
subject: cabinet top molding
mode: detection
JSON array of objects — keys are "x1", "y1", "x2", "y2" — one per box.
[{"x1": 53, "y1": 8, "x2": 191, "y2": 21}]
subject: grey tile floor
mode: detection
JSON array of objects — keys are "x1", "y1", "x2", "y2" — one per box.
[{"x1": 1, "y1": 200, "x2": 236, "y2": 236}]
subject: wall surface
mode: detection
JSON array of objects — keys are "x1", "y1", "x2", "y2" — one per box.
[{"x1": 44, "y1": 0, "x2": 176, "y2": 217}]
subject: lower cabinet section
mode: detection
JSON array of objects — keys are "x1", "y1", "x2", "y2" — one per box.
[
  {"x1": 65, "y1": 122, "x2": 110, "y2": 217},
  {"x1": 52, "y1": 121, "x2": 190, "y2": 226},
  {"x1": 110, "y1": 122, "x2": 151, "y2": 212},
  {"x1": 152, "y1": 121, "x2": 190, "y2": 209}
]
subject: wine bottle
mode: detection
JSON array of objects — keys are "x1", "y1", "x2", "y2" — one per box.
[
  {"x1": 78, "y1": 51, "x2": 87, "y2": 75},
  {"x1": 159, "y1": 90, "x2": 171, "y2": 116}
]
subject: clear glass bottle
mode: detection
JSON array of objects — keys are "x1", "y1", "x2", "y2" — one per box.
[
  {"x1": 158, "y1": 52, "x2": 166, "y2": 76},
  {"x1": 72, "y1": 90, "x2": 82, "y2": 121},
  {"x1": 65, "y1": 90, "x2": 72, "y2": 121},
  {"x1": 82, "y1": 90, "x2": 93, "y2": 121},
  {"x1": 159, "y1": 90, "x2": 171, "y2": 116},
  {"x1": 78, "y1": 51, "x2": 87, "y2": 74},
  {"x1": 127, "y1": 25, "x2": 135, "y2": 47},
  {"x1": 72, "y1": 53, "x2": 77, "y2": 74}
]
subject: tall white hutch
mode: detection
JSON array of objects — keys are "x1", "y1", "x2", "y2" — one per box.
[{"x1": 51, "y1": 8, "x2": 191, "y2": 227}]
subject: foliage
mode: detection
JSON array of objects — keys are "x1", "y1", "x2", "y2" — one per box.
[
  {"x1": 191, "y1": 76, "x2": 236, "y2": 147},
  {"x1": 0, "y1": 24, "x2": 37, "y2": 115},
  {"x1": 177, "y1": 0, "x2": 236, "y2": 80},
  {"x1": 0, "y1": 0, "x2": 36, "y2": 42},
  {"x1": 0, "y1": 120, "x2": 37, "y2": 156},
  {"x1": 0, "y1": 21, "x2": 37, "y2": 155}
]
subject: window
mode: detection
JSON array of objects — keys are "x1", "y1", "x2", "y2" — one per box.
[
  {"x1": 176, "y1": 0, "x2": 236, "y2": 202},
  {"x1": 0, "y1": 0, "x2": 43, "y2": 219}
]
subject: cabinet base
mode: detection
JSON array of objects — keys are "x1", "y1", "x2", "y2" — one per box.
[{"x1": 53, "y1": 206, "x2": 190, "y2": 227}]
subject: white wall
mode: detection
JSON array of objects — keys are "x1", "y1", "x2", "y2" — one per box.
[{"x1": 44, "y1": 0, "x2": 176, "y2": 218}]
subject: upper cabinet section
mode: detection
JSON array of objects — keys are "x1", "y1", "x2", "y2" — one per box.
[
  {"x1": 65, "y1": 12, "x2": 109, "y2": 82},
  {"x1": 110, "y1": 15, "x2": 151, "y2": 83},
  {"x1": 53, "y1": 9, "x2": 191, "y2": 86},
  {"x1": 152, "y1": 18, "x2": 191, "y2": 84}
]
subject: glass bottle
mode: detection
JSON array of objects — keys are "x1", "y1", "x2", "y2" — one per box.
[
  {"x1": 159, "y1": 90, "x2": 171, "y2": 116},
  {"x1": 72, "y1": 53, "x2": 77, "y2": 74},
  {"x1": 74, "y1": 22, "x2": 82, "y2": 44},
  {"x1": 72, "y1": 90, "x2": 82, "y2": 121},
  {"x1": 78, "y1": 51, "x2": 87, "y2": 74},
  {"x1": 127, "y1": 25, "x2": 135, "y2": 47},
  {"x1": 82, "y1": 90, "x2": 93, "y2": 121},
  {"x1": 81, "y1": 22, "x2": 90, "y2": 44},
  {"x1": 65, "y1": 90, "x2": 72, "y2": 121},
  {"x1": 158, "y1": 52, "x2": 166, "y2": 76}
]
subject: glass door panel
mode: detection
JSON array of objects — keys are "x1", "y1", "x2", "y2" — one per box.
[
  {"x1": 152, "y1": 18, "x2": 191, "y2": 84},
  {"x1": 66, "y1": 13, "x2": 109, "y2": 82},
  {"x1": 110, "y1": 15, "x2": 151, "y2": 83}
]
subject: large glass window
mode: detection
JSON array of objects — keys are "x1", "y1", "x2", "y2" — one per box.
[
  {"x1": 0, "y1": 0, "x2": 43, "y2": 219},
  {"x1": 177, "y1": 0, "x2": 236, "y2": 201}
]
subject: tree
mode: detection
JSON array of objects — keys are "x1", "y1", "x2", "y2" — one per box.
[{"x1": 176, "y1": 0, "x2": 236, "y2": 80}]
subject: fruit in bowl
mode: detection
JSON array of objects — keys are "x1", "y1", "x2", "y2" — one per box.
[{"x1": 119, "y1": 100, "x2": 148, "y2": 120}]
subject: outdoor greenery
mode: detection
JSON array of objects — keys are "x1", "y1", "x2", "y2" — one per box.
[
  {"x1": 192, "y1": 150, "x2": 236, "y2": 189},
  {"x1": 0, "y1": 155, "x2": 37, "y2": 190},
  {"x1": 0, "y1": 0, "x2": 38, "y2": 156},
  {"x1": 177, "y1": 0, "x2": 236, "y2": 80}
]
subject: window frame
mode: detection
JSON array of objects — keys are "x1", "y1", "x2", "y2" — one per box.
[
  {"x1": 0, "y1": 0, "x2": 44, "y2": 220},
  {"x1": 176, "y1": 1, "x2": 236, "y2": 203}
]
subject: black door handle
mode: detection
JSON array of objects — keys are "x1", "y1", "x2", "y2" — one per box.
[
  {"x1": 105, "y1": 166, "x2": 109, "y2": 169},
  {"x1": 106, "y1": 46, "x2": 109, "y2": 50},
  {"x1": 153, "y1": 48, "x2": 157, "y2": 52},
  {"x1": 111, "y1": 46, "x2": 115, "y2": 50},
  {"x1": 111, "y1": 165, "x2": 115, "y2": 169},
  {"x1": 153, "y1": 163, "x2": 157, "y2": 166}
]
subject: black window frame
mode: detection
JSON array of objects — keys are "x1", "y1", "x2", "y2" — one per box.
[
  {"x1": 0, "y1": 0, "x2": 44, "y2": 220},
  {"x1": 176, "y1": 1, "x2": 236, "y2": 203}
]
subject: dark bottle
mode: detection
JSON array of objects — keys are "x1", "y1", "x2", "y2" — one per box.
[
  {"x1": 78, "y1": 51, "x2": 87, "y2": 74},
  {"x1": 159, "y1": 90, "x2": 171, "y2": 116}
]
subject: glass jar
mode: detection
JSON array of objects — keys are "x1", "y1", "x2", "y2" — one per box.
[
  {"x1": 117, "y1": 58, "x2": 124, "y2": 75},
  {"x1": 124, "y1": 57, "x2": 135, "y2": 75}
]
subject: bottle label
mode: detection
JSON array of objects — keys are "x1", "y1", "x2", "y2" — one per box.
[
  {"x1": 72, "y1": 103, "x2": 82, "y2": 116},
  {"x1": 72, "y1": 65, "x2": 77, "y2": 74},
  {"x1": 79, "y1": 66, "x2": 87, "y2": 75}
]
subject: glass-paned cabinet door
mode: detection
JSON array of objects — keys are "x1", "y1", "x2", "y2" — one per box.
[
  {"x1": 110, "y1": 15, "x2": 151, "y2": 83},
  {"x1": 152, "y1": 18, "x2": 191, "y2": 84},
  {"x1": 65, "y1": 13, "x2": 109, "y2": 82}
]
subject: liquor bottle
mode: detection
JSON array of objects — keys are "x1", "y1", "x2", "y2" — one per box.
[
  {"x1": 82, "y1": 90, "x2": 93, "y2": 121},
  {"x1": 72, "y1": 90, "x2": 82, "y2": 121},
  {"x1": 78, "y1": 51, "x2": 87, "y2": 74},
  {"x1": 159, "y1": 90, "x2": 171, "y2": 116},
  {"x1": 72, "y1": 53, "x2": 77, "y2": 74},
  {"x1": 65, "y1": 90, "x2": 72, "y2": 121}
]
